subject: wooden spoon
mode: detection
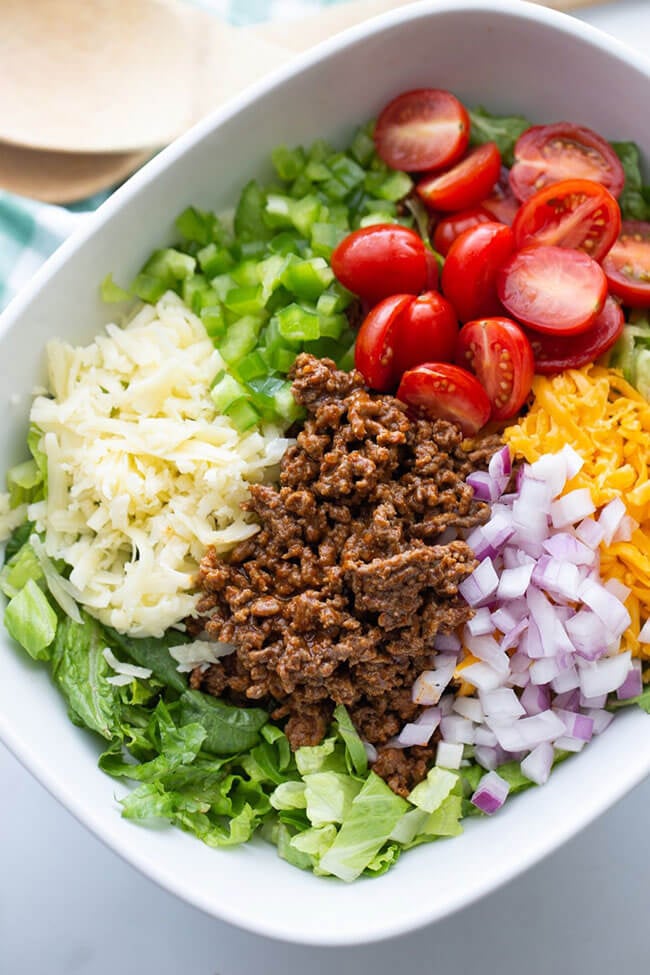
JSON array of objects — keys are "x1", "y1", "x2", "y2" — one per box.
[
  {"x1": 0, "y1": 0, "x2": 290, "y2": 154},
  {"x1": 0, "y1": 143, "x2": 151, "y2": 204}
]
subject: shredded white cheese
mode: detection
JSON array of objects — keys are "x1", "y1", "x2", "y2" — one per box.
[
  {"x1": 27, "y1": 291, "x2": 290, "y2": 637},
  {"x1": 102, "y1": 646, "x2": 153, "y2": 684},
  {"x1": 168, "y1": 638, "x2": 235, "y2": 672}
]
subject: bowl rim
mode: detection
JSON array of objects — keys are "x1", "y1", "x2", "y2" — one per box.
[{"x1": 2, "y1": 0, "x2": 650, "y2": 947}]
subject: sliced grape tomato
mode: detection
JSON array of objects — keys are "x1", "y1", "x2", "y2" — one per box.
[
  {"x1": 497, "y1": 245, "x2": 607, "y2": 335},
  {"x1": 456, "y1": 317, "x2": 534, "y2": 420},
  {"x1": 331, "y1": 224, "x2": 428, "y2": 305},
  {"x1": 374, "y1": 88, "x2": 470, "y2": 172},
  {"x1": 396, "y1": 362, "x2": 491, "y2": 436},
  {"x1": 416, "y1": 142, "x2": 502, "y2": 212},
  {"x1": 524, "y1": 296, "x2": 624, "y2": 374},
  {"x1": 512, "y1": 178, "x2": 621, "y2": 261},
  {"x1": 392, "y1": 291, "x2": 458, "y2": 375},
  {"x1": 354, "y1": 293, "x2": 415, "y2": 392},
  {"x1": 432, "y1": 207, "x2": 494, "y2": 257},
  {"x1": 602, "y1": 220, "x2": 650, "y2": 308},
  {"x1": 441, "y1": 221, "x2": 515, "y2": 323},
  {"x1": 509, "y1": 122, "x2": 625, "y2": 202}
]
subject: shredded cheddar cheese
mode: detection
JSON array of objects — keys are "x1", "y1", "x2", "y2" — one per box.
[{"x1": 504, "y1": 365, "x2": 650, "y2": 659}]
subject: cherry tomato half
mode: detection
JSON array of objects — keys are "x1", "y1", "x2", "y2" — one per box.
[
  {"x1": 354, "y1": 293, "x2": 415, "y2": 391},
  {"x1": 416, "y1": 142, "x2": 502, "y2": 213},
  {"x1": 480, "y1": 166, "x2": 519, "y2": 226},
  {"x1": 512, "y1": 178, "x2": 621, "y2": 261},
  {"x1": 373, "y1": 88, "x2": 470, "y2": 173},
  {"x1": 456, "y1": 317, "x2": 535, "y2": 420},
  {"x1": 509, "y1": 122, "x2": 625, "y2": 202},
  {"x1": 497, "y1": 245, "x2": 607, "y2": 335},
  {"x1": 523, "y1": 296, "x2": 624, "y2": 374},
  {"x1": 441, "y1": 221, "x2": 514, "y2": 323},
  {"x1": 432, "y1": 207, "x2": 494, "y2": 257},
  {"x1": 392, "y1": 291, "x2": 458, "y2": 375},
  {"x1": 331, "y1": 224, "x2": 428, "y2": 305},
  {"x1": 397, "y1": 363, "x2": 491, "y2": 436},
  {"x1": 602, "y1": 221, "x2": 650, "y2": 308}
]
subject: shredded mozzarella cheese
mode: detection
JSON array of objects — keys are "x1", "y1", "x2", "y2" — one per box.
[{"x1": 26, "y1": 292, "x2": 290, "y2": 637}]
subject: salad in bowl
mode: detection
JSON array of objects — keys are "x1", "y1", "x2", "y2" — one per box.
[{"x1": 3, "y1": 0, "x2": 650, "y2": 946}]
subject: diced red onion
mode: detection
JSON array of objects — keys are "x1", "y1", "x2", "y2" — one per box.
[
  {"x1": 474, "y1": 746, "x2": 499, "y2": 771},
  {"x1": 497, "y1": 562, "x2": 535, "y2": 600},
  {"x1": 552, "y1": 688, "x2": 580, "y2": 711},
  {"x1": 565, "y1": 610, "x2": 608, "y2": 660},
  {"x1": 364, "y1": 741, "x2": 378, "y2": 763},
  {"x1": 579, "y1": 691, "x2": 607, "y2": 709},
  {"x1": 412, "y1": 655, "x2": 456, "y2": 705},
  {"x1": 480, "y1": 687, "x2": 525, "y2": 718},
  {"x1": 453, "y1": 697, "x2": 483, "y2": 723},
  {"x1": 491, "y1": 710, "x2": 565, "y2": 751},
  {"x1": 554, "y1": 708, "x2": 593, "y2": 741},
  {"x1": 578, "y1": 651, "x2": 632, "y2": 698},
  {"x1": 529, "y1": 452, "x2": 569, "y2": 497},
  {"x1": 436, "y1": 741, "x2": 464, "y2": 769},
  {"x1": 532, "y1": 556, "x2": 582, "y2": 602},
  {"x1": 616, "y1": 659, "x2": 643, "y2": 700},
  {"x1": 521, "y1": 683, "x2": 550, "y2": 716},
  {"x1": 530, "y1": 657, "x2": 562, "y2": 685},
  {"x1": 612, "y1": 515, "x2": 638, "y2": 543},
  {"x1": 575, "y1": 516, "x2": 605, "y2": 549},
  {"x1": 467, "y1": 471, "x2": 502, "y2": 502},
  {"x1": 488, "y1": 444, "x2": 512, "y2": 485},
  {"x1": 465, "y1": 607, "x2": 495, "y2": 638},
  {"x1": 396, "y1": 713, "x2": 440, "y2": 747},
  {"x1": 561, "y1": 443, "x2": 584, "y2": 479},
  {"x1": 471, "y1": 770, "x2": 510, "y2": 814},
  {"x1": 440, "y1": 714, "x2": 475, "y2": 745},
  {"x1": 553, "y1": 735, "x2": 586, "y2": 753},
  {"x1": 500, "y1": 618, "x2": 529, "y2": 653},
  {"x1": 542, "y1": 533, "x2": 596, "y2": 566},
  {"x1": 598, "y1": 497, "x2": 626, "y2": 545},
  {"x1": 550, "y1": 666, "x2": 580, "y2": 694},
  {"x1": 578, "y1": 577, "x2": 631, "y2": 639},
  {"x1": 639, "y1": 618, "x2": 650, "y2": 644},
  {"x1": 551, "y1": 489, "x2": 595, "y2": 529},
  {"x1": 587, "y1": 708, "x2": 615, "y2": 735},
  {"x1": 459, "y1": 557, "x2": 499, "y2": 607},
  {"x1": 604, "y1": 578, "x2": 631, "y2": 603},
  {"x1": 465, "y1": 639, "x2": 510, "y2": 678},
  {"x1": 520, "y1": 742, "x2": 554, "y2": 785},
  {"x1": 474, "y1": 725, "x2": 499, "y2": 746},
  {"x1": 460, "y1": 662, "x2": 504, "y2": 692},
  {"x1": 433, "y1": 632, "x2": 461, "y2": 652},
  {"x1": 521, "y1": 617, "x2": 545, "y2": 660}
]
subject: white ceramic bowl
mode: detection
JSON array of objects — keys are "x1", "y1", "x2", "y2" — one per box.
[{"x1": 2, "y1": 0, "x2": 650, "y2": 947}]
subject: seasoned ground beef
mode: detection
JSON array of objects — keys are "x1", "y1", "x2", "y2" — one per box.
[{"x1": 192, "y1": 354, "x2": 498, "y2": 796}]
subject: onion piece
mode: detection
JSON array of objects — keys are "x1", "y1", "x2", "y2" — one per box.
[
  {"x1": 412, "y1": 655, "x2": 456, "y2": 705},
  {"x1": 474, "y1": 746, "x2": 499, "y2": 771},
  {"x1": 542, "y1": 533, "x2": 596, "y2": 566},
  {"x1": 433, "y1": 632, "x2": 461, "y2": 652},
  {"x1": 460, "y1": 662, "x2": 504, "y2": 692},
  {"x1": 639, "y1": 618, "x2": 650, "y2": 644},
  {"x1": 520, "y1": 742, "x2": 554, "y2": 785},
  {"x1": 598, "y1": 497, "x2": 626, "y2": 545},
  {"x1": 553, "y1": 735, "x2": 586, "y2": 753},
  {"x1": 440, "y1": 714, "x2": 475, "y2": 745},
  {"x1": 497, "y1": 562, "x2": 535, "y2": 600},
  {"x1": 459, "y1": 557, "x2": 499, "y2": 607},
  {"x1": 550, "y1": 489, "x2": 595, "y2": 529},
  {"x1": 578, "y1": 651, "x2": 632, "y2": 698},
  {"x1": 480, "y1": 687, "x2": 525, "y2": 719},
  {"x1": 471, "y1": 771, "x2": 510, "y2": 814},
  {"x1": 575, "y1": 517, "x2": 605, "y2": 549},
  {"x1": 467, "y1": 471, "x2": 502, "y2": 502},
  {"x1": 465, "y1": 607, "x2": 495, "y2": 638},
  {"x1": 587, "y1": 708, "x2": 615, "y2": 735},
  {"x1": 436, "y1": 741, "x2": 464, "y2": 769},
  {"x1": 453, "y1": 697, "x2": 483, "y2": 722},
  {"x1": 521, "y1": 683, "x2": 550, "y2": 716},
  {"x1": 578, "y1": 577, "x2": 631, "y2": 639},
  {"x1": 616, "y1": 659, "x2": 643, "y2": 700}
]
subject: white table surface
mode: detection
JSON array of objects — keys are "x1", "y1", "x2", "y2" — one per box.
[{"x1": 2, "y1": 3, "x2": 650, "y2": 973}]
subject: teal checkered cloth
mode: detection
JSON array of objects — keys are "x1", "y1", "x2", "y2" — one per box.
[{"x1": 0, "y1": 0, "x2": 343, "y2": 311}]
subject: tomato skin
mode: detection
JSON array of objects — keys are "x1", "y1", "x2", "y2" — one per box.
[
  {"x1": 509, "y1": 122, "x2": 625, "y2": 202},
  {"x1": 523, "y1": 296, "x2": 624, "y2": 374},
  {"x1": 603, "y1": 221, "x2": 650, "y2": 308},
  {"x1": 373, "y1": 88, "x2": 470, "y2": 173},
  {"x1": 497, "y1": 244, "x2": 607, "y2": 335},
  {"x1": 424, "y1": 248, "x2": 440, "y2": 291},
  {"x1": 354, "y1": 294, "x2": 415, "y2": 391},
  {"x1": 456, "y1": 317, "x2": 535, "y2": 420},
  {"x1": 512, "y1": 178, "x2": 621, "y2": 261},
  {"x1": 392, "y1": 291, "x2": 458, "y2": 374},
  {"x1": 397, "y1": 363, "x2": 491, "y2": 436},
  {"x1": 416, "y1": 143, "x2": 502, "y2": 212},
  {"x1": 480, "y1": 166, "x2": 519, "y2": 225},
  {"x1": 441, "y1": 221, "x2": 515, "y2": 323},
  {"x1": 432, "y1": 207, "x2": 494, "y2": 257},
  {"x1": 331, "y1": 224, "x2": 428, "y2": 305}
]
